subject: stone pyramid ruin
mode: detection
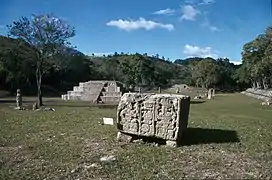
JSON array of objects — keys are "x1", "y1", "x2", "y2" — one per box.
[{"x1": 61, "y1": 81, "x2": 123, "y2": 103}]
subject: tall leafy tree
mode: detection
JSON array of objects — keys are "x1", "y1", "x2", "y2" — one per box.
[
  {"x1": 241, "y1": 28, "x2": 271, "y2": 89},
  {"x1": 193, "y1": 59, "x2": 220, "y2": 89},
  {"x1": 7, "y1": 14, "x2": 75, "y2": 107}
]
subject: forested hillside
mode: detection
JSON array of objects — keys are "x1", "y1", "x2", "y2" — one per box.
[{"x1": 0, "y1": 35, "x2": 245, "y2": 96}]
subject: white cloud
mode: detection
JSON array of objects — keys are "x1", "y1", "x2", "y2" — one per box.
[
  {"x1": 198, "y1": 0, "x2": 215, "y2": 5},
  {"x1": 183, "y1": 44, "x2": 219, "y2": 58},
  {"x1": 230, "y1": 61, "x2": 242, "y2": 65},
  {"x1": 153, "y1": 8, "x2": 175, "y2": 15},
  {"x1": 201, "y1": 19, "x2": 222, "y2": 32},
  {"x1": 180, "y1": 5, "x2": 200, "y2": 21},
  {"x1": 106, "y1": 18, "x2": 174, "y2": 31},
  {"x1": 185, "y1": 0, "x2": 196, "y2": 4},
  {"x1": 185, "y1": 0, "x2": 215, "y2": 5}
]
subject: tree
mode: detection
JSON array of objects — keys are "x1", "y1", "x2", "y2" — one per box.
[
  {"x1": 0, "y1": 36, "x2": 36, "y2": 92},
  {"x1": 7, "y1": 14, "x2": 75, "y2": 107},
  {"x1": 193, "y1": 59, "x2": 220, "y2": 89},
  {"x1": 241, "y1": 30, "x2": 271, "y2": 89}
]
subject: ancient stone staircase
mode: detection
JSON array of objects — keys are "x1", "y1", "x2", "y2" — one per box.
[{"x1": 61, "y1": 81, "x2": 123, "y2": 103}]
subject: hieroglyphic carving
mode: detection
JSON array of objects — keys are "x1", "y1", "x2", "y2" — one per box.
[{"x1": 117, "y1": 93, "x2": 190, "y2": 142}]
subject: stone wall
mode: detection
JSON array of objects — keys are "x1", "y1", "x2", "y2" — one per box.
[
  {"x1": 116, "y1": 93, "x2": 190, "y2": 146},
  {"x1": 241, "y1": 88, "x2": 272, "y2": 101},
  {"x1": 61, "y1": 81, "x2": 123, "y2": 103}
]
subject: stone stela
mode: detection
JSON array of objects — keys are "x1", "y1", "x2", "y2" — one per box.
[
  {"x1": 16, "y1": 89, "x2": 22, "y2": 108},
  {"x1": 207, "y1": 88, "x2": 215, "y2": 99},
  {"x1": 116, "y1": 93, "x2": 191, "y2": 147}
]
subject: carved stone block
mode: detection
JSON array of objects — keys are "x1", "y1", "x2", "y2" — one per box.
[{"x1": 116, "y1": 93, "x2": 190, "y2": 145}]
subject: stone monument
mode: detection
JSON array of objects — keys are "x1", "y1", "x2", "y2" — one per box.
[
  {"x1": 116, "y1": 93, "x2": 191, "y2": 147},
  {"x1": 16, "y1": 89, "x2": 22, "y2": 109},
  {"x1": 207, "y1": 89, "x2": 212, "y2": 99},
  {"x1": 211, "y1": 88, "x2": 215, "y2": 97}
]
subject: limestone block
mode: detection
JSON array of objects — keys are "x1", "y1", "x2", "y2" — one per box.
[
  {"x1": 79, "y1": 82, "x2": 84, "y2": 87},
  {"x1": 73, "y1": 86, "x2": 84, "y2": 92},
  {"x1": 116, "y1": 93, "x2": 190, "y2": 144}
]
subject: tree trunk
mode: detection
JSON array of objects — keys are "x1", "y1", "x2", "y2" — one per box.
[
  {"x1": 36, "y1": 66, "x2": 43, "y2": 107},
  {"x1": 38, "y1": 83, "x2": 43, "y2": 107},
  {"x1": 256, "y1": 81, "x2": 261, "y2": 89},
  {"x1": 263, "y1": 77, "x2": 268, "y2": 89},
  {"x1": 252, "y1": 81, "x2": 256, "y2": 88}
]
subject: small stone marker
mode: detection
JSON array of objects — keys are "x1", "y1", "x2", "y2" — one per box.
[
  {"x1": 116, "y1": 93, "x2": 191, "y2": 147},
  {"x1": 100, "y1": 155, "x2": 116, "y2": 162},
  {"x1": 102, "y1": 117, "x2": 114, "y2": 125},
  {"x1": 15, "y1": 89, "x2": 22, "y2": 109}
]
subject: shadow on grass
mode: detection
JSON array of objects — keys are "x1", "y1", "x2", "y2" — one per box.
[
  {"x1": 181, "y1": 127, "x2": 239, "y2": 146},
  {"x1": 190, "y1": 100, "x2": 206, "y2": 104}
]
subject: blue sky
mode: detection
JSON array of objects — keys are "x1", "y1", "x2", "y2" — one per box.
[{"x1": 0, "y1": 0, "x2": 271, "y2": 63}]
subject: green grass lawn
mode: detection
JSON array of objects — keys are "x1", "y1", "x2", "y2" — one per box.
[{"x1": 0, "y1": 93, "x2": 271, "y2": 179}]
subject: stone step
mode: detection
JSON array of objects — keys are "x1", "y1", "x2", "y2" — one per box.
[
  {"x1": 68, "y1": 91, "x2": 83, "y2": 96},
  {"x1": 104, "y1": 86, "x2": 121, "y2": 92},
  {"x1": 102, "y1": 92, "x2": 122, "y2": 96},
  {"x1": 101, "y1": 96, "x2": 121, "y2": 103},
  {"x1": 73, "y1": 86, "x2": 84, "y2": 91}
]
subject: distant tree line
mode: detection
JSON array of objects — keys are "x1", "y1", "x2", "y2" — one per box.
[{"x1": 0, "y1": 34, "x2": 245, "y2": 95}]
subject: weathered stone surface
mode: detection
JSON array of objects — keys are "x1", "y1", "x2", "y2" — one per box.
[
  {"x1": 166, "y1": 140, "x2": 177, "y2": 147},
  {"x1": 241, "y1": 88, "x2": 272, "y2": 101},
  {"x1": 117, "y1": 132, "x2": 133, "y2": 143},
  {"x1": 61, "y1": 81, "x2": 123, "y2": 103},
  {"x1": 116, "y1": 93, "x2": 190, "y2": 145}
]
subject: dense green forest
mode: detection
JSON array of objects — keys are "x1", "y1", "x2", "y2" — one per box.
[
  {"x1": 0, "y1": 34, "x2": 244, "y2": 94},
  {"x1": 0, "y1": 14, "x2": 271, "y2": 106}
]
